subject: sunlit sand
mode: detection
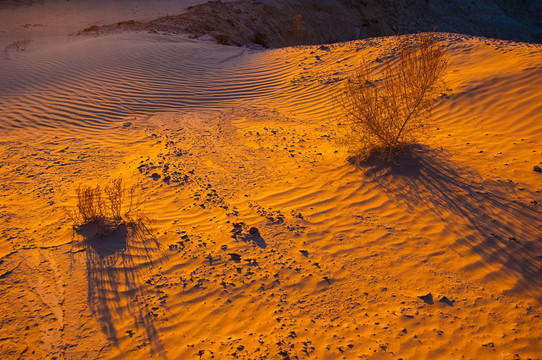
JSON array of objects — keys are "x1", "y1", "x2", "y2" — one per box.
[{"x1": 1, "y1": 1, "x2": 541, "y2": 359}]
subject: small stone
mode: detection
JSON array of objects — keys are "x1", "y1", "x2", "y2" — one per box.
[
  {"x1": 437, "y1": 294, "x2": 455, "y2": 306},
  {"x1": 228, "y1": 253, "x2": 241, "y2": 262},
  {"x1": 418, "y1": 293, "x2": 434, "y2": 304}
]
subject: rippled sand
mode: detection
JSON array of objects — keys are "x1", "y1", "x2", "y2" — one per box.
[{"x1": 1, "y1": 3, "x2": 541, "y2": 359}]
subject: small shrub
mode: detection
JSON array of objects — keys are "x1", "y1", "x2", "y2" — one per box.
[
  {"x1": 4, "y1": 38, "x2": 31, "y2": 54},
  {"x1": 76, "y1": 184, "x2": 105, "y2": 223},
  {"x1": 289, "y1": 13, "x2": 312, "y2": 45},
  {"x1": 104, "y1": 178, "x2": 124, "y2": 219},
  {"x1": 339, "y1": 33, "x2": 447, "y2": 161},
  {"x1": 72, "y1": 178, "x2": 144, "y2": 234}
]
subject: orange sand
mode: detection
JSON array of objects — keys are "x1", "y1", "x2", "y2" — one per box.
[{"x1": 0, "y1": 20, "x2": 541, "y2": 360}]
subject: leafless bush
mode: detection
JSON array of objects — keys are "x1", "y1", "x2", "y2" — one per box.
[
  {"x1": 72, "y1": 178, "x2": 144, "y2": 234},
  {"x1": 76, "y1": 184, "x2": 104, "y2": 223},
  {"x1": 286, "y1": 13, "x2": 313, "y2": 46},
  {"x1": 4, "y1": 38, "x2": 31, "y2": 56},
  {"x1": 339, "y1": 33, "x2": 447, "y2": 161},
  {"x1": 10, "y1": 39, "x2": 31, "y2": 51}
]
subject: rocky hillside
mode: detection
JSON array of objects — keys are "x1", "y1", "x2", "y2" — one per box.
[
  {"x1": 75, "y1": 0, "x2": 542, "y2": 47},
  {"x1": 382, "y1": 0, "x2": 541, "y2": 43}
]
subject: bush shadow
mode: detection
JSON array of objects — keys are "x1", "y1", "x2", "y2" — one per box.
[
  {"x1": 350, "y1": 145, "x2": 542, "y2": 301},
  {"x1": 75, "y1": 219, "x2": 167, "y2": 357}
]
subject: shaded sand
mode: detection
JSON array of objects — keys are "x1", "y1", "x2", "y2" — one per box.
[
  {"x1": 1, "y1": 31, "x2": 541, "y2": 359},
  {"x1": 0, "y1": 0, "x2": 230, "y2": 47}
]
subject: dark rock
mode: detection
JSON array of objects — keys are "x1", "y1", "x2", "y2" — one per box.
[
  {"x1": 213, "y1": 33, "x2": 232, "y2": 45},
  {"x1": 418, "y1": 292, "x2": 434, "y2": 304},
  {"x1": 509, "y1": 236, "x2": 519, "y2": 243},
  {"x1": 228, "y1": 253, "x2": 241, "y2": 262},
  {"x1": 231, "y1": 222, "x2": 244, "y2": 238},
  {"x1": 278, "y1": 350, "x2": 291, "y2": 360},
  {"x1": 437, "y1": 294, "x2": 455, "y2": 306}
]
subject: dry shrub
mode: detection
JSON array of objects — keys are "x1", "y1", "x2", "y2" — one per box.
[
  {"x1": 289, "y1": 13, "x2": 313, "y2": 45},
  {"x1": 73, "y1": 178, "x2": 144, "y2": 234},
  {"x1": 339, "y1": 33, "x2": 447, "y2": 161},
  {"x1": 4, "y1": 38, "x2": 31, "y2": 55}
]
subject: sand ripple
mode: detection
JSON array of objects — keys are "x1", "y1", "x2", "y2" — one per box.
[{"x1": 0, "y1": 34, "x2": 304, "y2": 135}]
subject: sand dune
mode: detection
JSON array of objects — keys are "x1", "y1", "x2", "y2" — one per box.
[
  {"x1": 0, "y1": 12, "x2": 541, "y2": 360},
  {"x1": 1, "y1": 35, "x2": 293, "y2": 133}
]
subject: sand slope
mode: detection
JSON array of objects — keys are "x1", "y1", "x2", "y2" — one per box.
[{"x1": 0, "y1": 32, "x2": 541, "y2": 359}]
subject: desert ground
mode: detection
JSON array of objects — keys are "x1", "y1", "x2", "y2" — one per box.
[{"x1": 0, "y1": 1, "x2": 541, "y2": 359}]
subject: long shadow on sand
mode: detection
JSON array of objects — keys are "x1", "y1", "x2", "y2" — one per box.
[
  {"x1": 351, "y1": 146, "x2": 542, "y2": 301},
  {"x1": 75, "y1": 220, "x2": 167, "y2": 356}
]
